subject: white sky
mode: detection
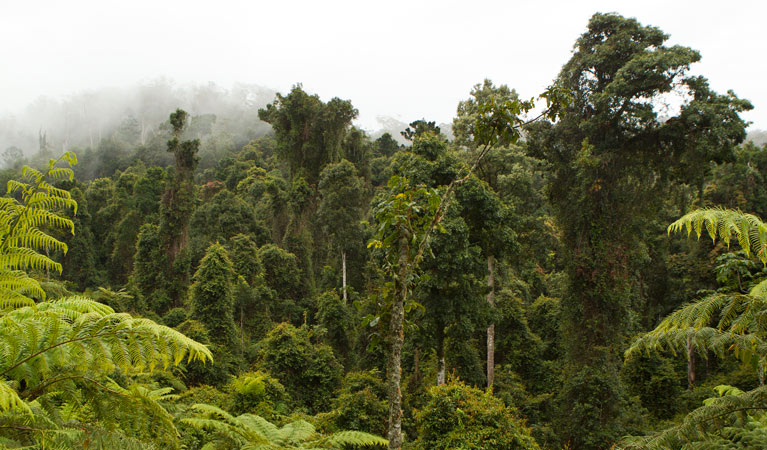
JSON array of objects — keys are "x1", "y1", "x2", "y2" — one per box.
[{"x1": 1, "y1": 0, "x2": 765, "y2": 131}]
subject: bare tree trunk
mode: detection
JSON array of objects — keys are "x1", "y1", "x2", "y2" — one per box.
[
  {"x1": 387, "y1": 233, "x2": 408, "y2": 450},
  {"x1": 342, "y1": 250, "x2": 347, "y2": 303},
  {"x1": 487, "y1": 255, "x2": 495, "y2": 389},
  {"x1": 437, "y1": 327, "x2": 446, "y2": 385},
  {"x1": 687, "y1": 336, "x2": 695, "y2": 389}
]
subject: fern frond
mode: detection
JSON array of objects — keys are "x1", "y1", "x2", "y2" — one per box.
[
  {"x1": 278, "y1": 418, "x2": 315, "y2": 444},
  {"x1": 0, "y1": 297, "x2": 212, "y2": 390},
  {"x1": 620, "y1": 385, "x2": 767, "y2": 449},
  {"x1": 182, "y1": 405, "x2": 388, "y2": 449},
  {"x1": 0, "y1": 378, "x2": 31, "y2": 415},
  {"x1": 237, "y1": 413, "x2": 282, "y2": 444},
  {"x1": 324, "y1": 430, "x2": 389, "y2": 447},
  {"x1": 669, "y1": 208, "x2": 767, "y2": 264}
]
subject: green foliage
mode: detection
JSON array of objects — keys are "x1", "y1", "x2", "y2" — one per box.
[
  {"x1": 258, "y1": 85, "x2": 358, "y2": 183},
  {"x1": 622, "y1": 353, "x2": 682, "y2": 420},
  {"x1": 412, "y1": 381, "x2": 540, "y2": 450},
  {"x1": 259, "y1": 243, "x2": 304, "y2": 322},
  {"x1": 620, "y1": 385, "x2": 767, "y2": 449},
  {"x1": 257, "y1": 323, "x2": 342, "y2": 413},
  {"x1": 625, "y1": 208, "x2": 767, "y2": 447},
  {"x1": 190, "y1": 189, "x2": 268, "y2": 262},
  {"x1": 0, "y1": 152, "x2": 77, "y2": 307},
  {"x1": 0, "y1": 153, "x2": 213, "y2": 449},
  {"x1": 190, "y1": 242, "x2": 237, "y2": 348},
  {"x1": 318, "y1": 159, "x2": 366, "y2": 254},
  {"x1": 316, "y1": 290, "x2": 352, "y2": 359},
  {"x1": 526, "y1": 12, "x2": 750, "y2": 448},
  {"x1": 182, "y1": 403, "x2": 387, "y2": 449},
  {"x1": 227, "y1": 371, "x2": 291, "y2": 419},
  {"x1": 158, "y1": 109, "x2": 201, "y2": 306},
  {"x1": 322, "y1": 370, "x2": 388, "y2": 437}
]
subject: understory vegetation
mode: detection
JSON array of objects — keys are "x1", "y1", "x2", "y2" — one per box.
[{"x1": 1, "y1": 12, "x2": 766, "y2": 450}]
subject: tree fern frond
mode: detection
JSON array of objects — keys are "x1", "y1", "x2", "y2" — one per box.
[
  {"x1": 0, "y1": 378, "x2": 31, "y2": 415},
  {"x1": 182, "y1": 405, "x2": 388, "y2": 449},
  {"x1": 324, "y1": 430, "x2": 389, "y2": 447},
  {"x1": 620, "y1": 385, "x2": 767, "y2": 449},
  {"x1": 278, "y1": 418, "x2": 315, "y2": 444},
  {"x1": 669, "y1": 208, "x2": 767, "y2": 264},
  {"x1": 237, "y1": 413, "x2": 282, "y2": 443}
]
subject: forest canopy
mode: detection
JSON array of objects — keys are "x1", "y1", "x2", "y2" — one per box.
[{"x1": 0, "y1": 12, "x2": 765, "y2": 450}]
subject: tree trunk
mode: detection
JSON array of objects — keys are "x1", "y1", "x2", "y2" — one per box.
[
  {"x1": 387, "y1": 233, "x2": 408, "y2": 450},
  {"x1": 687, "y1": 336, "x2": 695, "y2": 389},
  {"x1": 342, "y1": 250, "x2": 347, "y2": 303},
  {"x1": 414, "y1": 348, "x2": 421, "y2": 382},
  {"x1": 487, "y1": 255, "x2": 495, "y2": 389},
  {"x1": 436, "y1": 327, "x2": 446, "y2": 385}
]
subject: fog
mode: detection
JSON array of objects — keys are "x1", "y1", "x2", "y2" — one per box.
[
  {"x1": 0, "y1": 80, "x2": 276, "y2": 156},
  {"x1": 1, "y1": 1, "x2": 765, "y2": 157}
]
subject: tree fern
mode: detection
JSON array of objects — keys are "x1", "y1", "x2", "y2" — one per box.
[
  {"x1": 623, "y1": 208, "x2": 767, "y2": 448},
  {"x1": 182, "y1": 403, "x2": 388, "y2": 449},
  {"x1": 0, "y1": 153, "x2": 77, "y2": 308},
  {"x1": 0, "y1": 154, "x2": 213, "y2": 449},
  {"x1": 620, "y1": 385, "x2": 767, "y2": 449},
  {"x1": 669, "y1": 208, "x2": 767, "y2": 264}
]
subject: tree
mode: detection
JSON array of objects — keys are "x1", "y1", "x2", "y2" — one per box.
[
  {"x1": 158, "y1": 109, "x2": 200, "y2": 307},
  {"x1": 368, "y1": 175, "x2": 442, "y2": 450},
  {"x1": 257, "y1": 323, "x2": 342, "y2": 413},
  {"x1": 317, "y1": 159, "x2": 366, "y2": 302},
  {"x1": 190, "y1": 242, "x2": 237, "y2": 349},
  {"x1": 412, "y1": 381, "x2": 540, "y2": 450},
  {"x1": 527, "y1": 13, "x2": 751, "y2": 448},
  {"x1": 370, "y1": 85, "x2": 562, "y2": 450},
  {"x1": 453, "y1": 79, "x2": 519, "y2": 150},
  {"x1": 258, "y1": 85, "x2": 358, "y2": 184},
  {"x1": 400, "y1": 120, "x2": 441, "y2": 142},
  {"x1": 375, "y1": 133, "x2": 400, "y2": 157}
]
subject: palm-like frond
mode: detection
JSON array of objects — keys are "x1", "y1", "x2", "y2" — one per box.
[
  {"x1": 620, "y1": 385, "x2": 767, "y2": 449},
  {"x1": 0, "y1": 153, "x2": 213, "y2": 449},
  {"x1": 0, "y1": 296, "x2": 211, "y2": 399},
  {"x1": 182, "y1": 404, "x2": 388, "y2": 449},
  {"x1": 0, "y1": 153, "x2": 78, "y2": 306},
  {"x1": 623, "y1": 208, "x2": 767, "y2": 448},
  {"x1": 323, "y1": 430, "x2": 389, "y2": 447},
  {"x1": 669, "y1": 208, "x2": 767, "y2": 264}
]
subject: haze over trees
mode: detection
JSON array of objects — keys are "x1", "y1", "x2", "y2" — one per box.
[{"x1": 0, "y1": 12, "x2": 765, "y2": 450}]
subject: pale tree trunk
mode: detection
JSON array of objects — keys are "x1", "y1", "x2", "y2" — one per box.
[
  {"x1": 487, "y1": 255, "x2": 495, "y2": 389},
  {"x1": 687, "y1": 336, "x2": 695, "y2": 389},
  {"x1": 436, "y1": 327, "x2": 446, "y2": 385},
  {"x1": 387, "y1": 232, "x2": 408, "y2": 450},
  {"x1": 342, "y1": 250, "x2": 347, "y2": 303}
]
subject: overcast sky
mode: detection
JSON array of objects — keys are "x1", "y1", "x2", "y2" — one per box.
[{"x1": 1, "y1": 0, "x2": 765, "y2": 131}]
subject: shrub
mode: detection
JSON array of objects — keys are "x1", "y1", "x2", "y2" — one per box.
[{"x1": 413, "y1": 381, "x2": 540, "y2": 450}]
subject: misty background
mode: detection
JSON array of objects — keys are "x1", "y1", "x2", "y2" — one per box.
[{"x1": 1, "y1": 0, "x2": 765, "y2": 164}]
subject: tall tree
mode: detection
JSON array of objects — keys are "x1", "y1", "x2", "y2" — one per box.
[
  {"x1": 190, "y1": 242, "x2": 237, "y2": 349},
  {"x1": 527, "y1": 13, "x2": 751, "y2": 449},
  {"x1": 158, "y1": 109, "x2": 200, "y2": 306},
  {"x1": 258, "y1": 85, "x2": 357, "y2": 184},
  {"x1": 317, "y1": 159, "x2": 366, "y2": 303}
]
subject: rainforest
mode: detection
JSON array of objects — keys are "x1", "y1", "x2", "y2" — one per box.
[{"x1": 0, "y1": 11, "x2": 766, "y2": 450}]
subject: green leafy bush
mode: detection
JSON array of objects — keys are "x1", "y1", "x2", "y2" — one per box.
[
  {"x1": 257, "y1": 323, "x2": 342, "y2": 413},
  {"x1": 412, "y1": 381, "x2": 540, "y2": 450}
]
